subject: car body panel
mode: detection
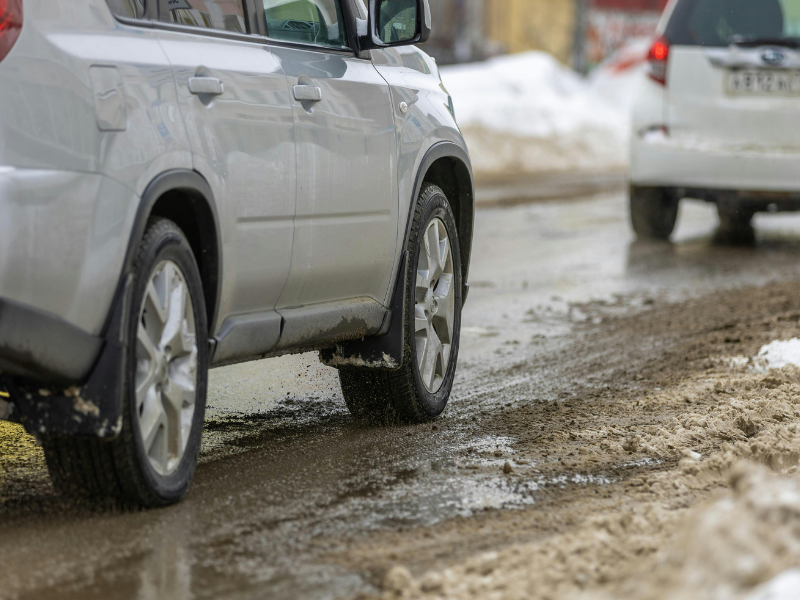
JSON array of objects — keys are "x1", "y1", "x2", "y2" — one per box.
[
  {"x1": 371, "y1": 45, "x2": 470, "y2": 299},
  {"x1": 0, "y1": 168, "x2": 135, "y2": 335},
  {"x1": 0, "y1": 2, "x2": 189, "y2": 334},
  {"x1": 272, "y1": 47, "x2": 397, "y2": 309},
  {"x1": 631, "y1": 0, "x2": 800, "y2": 195},
  {"x1": 667, "y1": 47, "x2": 800, "y2": 151},
  {"x1": 631, "y1": 131, "x2": 800, "y2": 192},
  {"x1": 631, "y1": 51, "x2": 800, "y2": 191},
  {"x1": 0, "y1": 0, "x2": 474, "y2": 436},
  {"x1": 156, "y1": 28, "x2": 297, "y2": 335}
]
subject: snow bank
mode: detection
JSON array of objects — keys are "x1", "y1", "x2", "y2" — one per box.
[
  {"x1": 747, "y1": 570, "x2": 800, "y2": 600},
  {"x1": 757, "y1": 338, "x2": 800, "y2": 370},
  {"x1": 439, "y1": 50, "x2": 645, "y2": 178},
  {"x1": 381, "y1": 364, "x2": 800, "y2": 600},
  {"x1": 440, "y1": 51, "x2": 631, "y2": 140}
]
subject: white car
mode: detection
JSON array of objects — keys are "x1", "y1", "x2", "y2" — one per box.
[{"x1": 630, "y1": 0, "x2": 800, "y2": 241}]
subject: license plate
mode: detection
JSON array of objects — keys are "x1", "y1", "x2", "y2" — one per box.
[{"x1": 727, "y1": 70, "x2": 800, "y2": 95}]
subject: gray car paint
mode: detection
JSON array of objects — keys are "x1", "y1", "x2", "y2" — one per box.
[
  {"x1": 271, "y1": 46, "x2": 398, "y2": 310},
  {"x1": 0, "y1": 0, "x2": 470, "y2": 368},
  {"x1": 155, "y1": 25, "x2": 297, "y2": 326}
]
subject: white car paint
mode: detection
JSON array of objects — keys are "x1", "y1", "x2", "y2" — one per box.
[{"x1": 631, "y1": 0, "x2": 800, "y2": 194}]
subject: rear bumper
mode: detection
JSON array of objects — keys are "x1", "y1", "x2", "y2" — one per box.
[
  {"x1": 0, "y1": 297, "x2": 103, "y2": 384},
  {"x1": 0, "y1": 166, "x2": 134, "y2": 337},
  {"x1": 631, "y1": 132, "x2": 800, "y2": 193},
  {"x1": 0, "y1": 279, "x2": 131, "y2": 439}
]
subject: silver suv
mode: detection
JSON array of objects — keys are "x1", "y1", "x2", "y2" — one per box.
[{"x1": 0, "y1": 0, "x2": 473, "y2": 506}]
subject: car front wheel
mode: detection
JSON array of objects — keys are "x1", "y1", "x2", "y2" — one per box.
[{"x1": 339, "y1": 184, "x2": 463, "y2": 424}]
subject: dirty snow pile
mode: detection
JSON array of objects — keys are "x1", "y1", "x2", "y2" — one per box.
[
  {"x1": 439, "y1": 49, "x2": 645, "y2": 178},
  {"x1": 375, "y1": 355, "x2": 800, "y2": 600},
  {"x1": 757, "y1": 338, "x2": 800, "y2": 371}
]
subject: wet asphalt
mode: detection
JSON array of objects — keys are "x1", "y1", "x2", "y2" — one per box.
[{"x1": 4, "y1": 193, "x2": 800, "y2": 599}]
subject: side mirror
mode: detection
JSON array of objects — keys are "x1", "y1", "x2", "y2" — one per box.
[{"x1": 359, "y1": 0, "x2": 431, "y2": 50}]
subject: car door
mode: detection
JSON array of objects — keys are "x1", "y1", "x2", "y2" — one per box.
[
  {"x1": 261, "y1": 0, "x2": 398, "y2": 310},
  {"x1": 155, "y1": 0, "x2": 296, "y2": 356}
]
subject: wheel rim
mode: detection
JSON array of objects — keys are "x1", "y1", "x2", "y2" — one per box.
[
  {"x1": 135, "y1": 260, "x2": 198, "y2": 477},
  {"x1": 415, "y1": 217, "x2": 456, "y2": 394}
]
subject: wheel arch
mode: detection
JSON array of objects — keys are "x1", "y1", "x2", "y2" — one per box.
[
  {"x1": 414, "y1": 142, "x2": 474, "y2": 301},
  {"x1": 113, "y1": 170, "x2": 222, "y2": 336},
  {"x1": 319, "y1": 141, "x2": 474, "y2": 370},
  {"x1": 5, "y1": 170, "x2": 223, "y2": 439}
]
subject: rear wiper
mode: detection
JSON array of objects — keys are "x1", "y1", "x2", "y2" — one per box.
[{"x1": 730, "y1": 36, "x2": 800, "y2": 49}]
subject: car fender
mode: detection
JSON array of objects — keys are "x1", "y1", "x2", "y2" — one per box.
[
  {"x1": 320, "y1": 140, "x2": 474, "y2": 370},
  {"x1": 5, "y1": 170, "x2": 222, "y2": 439}
]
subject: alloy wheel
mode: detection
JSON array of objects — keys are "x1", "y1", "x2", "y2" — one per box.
[
  {"x1": 415, "y1": 218, "x2": 456, "y2": 393},
  {"x1": 135, "y1": 260, "x2": 198, "y2": 476}
]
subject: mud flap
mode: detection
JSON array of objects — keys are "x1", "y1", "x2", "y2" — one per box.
[
  {"x1": 1, "y1": 275, "x2": 133, "y2": 439},
  {"x1": 319, "y1": 251, "x2": 409, "y2": 370}
]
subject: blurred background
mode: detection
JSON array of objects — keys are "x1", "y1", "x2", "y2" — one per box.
[
  {"x1": 428, "y1": 0, "x2": 668, "y2": 189},
  {"x1": 425, "y1": 0, "x2": 668, "y2": 69}
]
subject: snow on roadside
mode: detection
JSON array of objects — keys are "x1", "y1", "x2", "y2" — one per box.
[
  {"x1": 439, "y1": 49, "x2": 646, "y2": 179},
  {"x1": 757, "y1": 338, "x2": 800, "y2": 371},
  {"x1": 375, "y1": 364, "x2": 800, "y2": 600},
  {"x1": 747, "y1": 570, "x2": 800, "y2": 600}
]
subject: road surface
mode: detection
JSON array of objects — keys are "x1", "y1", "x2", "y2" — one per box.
[{"x1": 3, "y1": 192, "x2": 800, "y2": 599}]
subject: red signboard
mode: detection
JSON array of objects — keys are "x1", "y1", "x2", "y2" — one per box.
[{"x1": 586, "y1": 0, "x2": 667, "y2": 69}]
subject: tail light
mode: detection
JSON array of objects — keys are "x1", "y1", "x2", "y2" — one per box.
[
  {"x1": 0, "y1": 0, "x2": 23, "y2": 64},
  {"x1": 647, "y1": 36, "x2": 670, "y2": 86}
]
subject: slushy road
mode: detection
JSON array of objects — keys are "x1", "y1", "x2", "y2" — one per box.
[{"x1": 2, "y1": 192, "x2": 800, "y2": 599}]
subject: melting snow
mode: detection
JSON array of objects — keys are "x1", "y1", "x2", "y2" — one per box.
[
  {"x1": 756, "y1": 338, "x2": 800, "y2": 370},
  {"x1": 746, "y1": 569, "x2": 800, "y2": 600},
  {"x1": 439, "y1": 50, "x2": 645, "y2": 174},
  {"x1": 440, "y1": 51, "x2": 633, "y2": 140}
]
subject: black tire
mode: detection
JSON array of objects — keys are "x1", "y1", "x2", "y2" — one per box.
[
  {"x1": 714, "y1": 200, "x2": 755, "y2": 245},
  {"x1": 630, "y1": 185, "x2": 679, "y2": 241},
  {"x1": 43, "y1": 218, "x2": 209, "y2": 507},
  {"x1": 340, "y1": 184, "x2": 463, "y2": 425}
]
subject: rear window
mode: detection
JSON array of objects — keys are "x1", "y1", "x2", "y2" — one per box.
[{"x1": 666, "y1": 0, "x2": 800, "y2": 46}]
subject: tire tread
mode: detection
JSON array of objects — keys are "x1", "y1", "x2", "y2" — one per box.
[
  {"x1": 340, "y1": 183, "x2": 461, "y2": 425},
  {"x1": 630, "y1": 185, "x2": 679, "y2": 240},
  {"x1": 43, "y1": 218, "x2": 206, "y2": 507}
]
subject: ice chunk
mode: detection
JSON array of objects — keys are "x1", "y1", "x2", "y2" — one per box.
[
  {"x1": 746, "y1": 570, "x2": 800, "y2": 600},
  {"x1": 757, "y1": 338, "x2": 800, "y2": 370}
]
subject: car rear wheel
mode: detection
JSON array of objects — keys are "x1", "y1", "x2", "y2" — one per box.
[
  {"x1": 630, "y1": 185, "x2": 679, "y2": 241},
  {"x1": 43, "y1": 218, "x2": 208, "y2": 507},
  {"x1": 715, "y1": 200, "x2": 755, "y2": 245},
  {"x1": 339, "y1": 184, "x2": 463, "y2": 425}
]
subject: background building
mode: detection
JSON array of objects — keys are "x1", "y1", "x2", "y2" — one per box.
[
  {"x1": 583, "y1": 0, "x2": 668, "y2": 70},
  {"x1": 423, "y1": 0, "x2": 668, "y2": 70}
]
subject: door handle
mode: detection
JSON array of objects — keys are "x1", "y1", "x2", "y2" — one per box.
[
  {"x1": 293, "y1": 84, "x2": 322, "y2": 102},
  {"x1": 189, "y1": 77, "x2": 224, "y2": 96}
]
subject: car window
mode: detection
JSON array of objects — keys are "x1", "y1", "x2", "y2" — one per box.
[
  {"x1": 263, "y1": 0, "x2": 349, "y2": 49},
  {"x1": 666, "y1": 0, "x2": 800, "y2": 46},
  {"x1": 165, "y1": 0, "x2": 248, "y2": 33},
  {"x1": 106, "y1": 0, "x2": 145, "y2": 18}
]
